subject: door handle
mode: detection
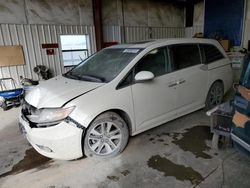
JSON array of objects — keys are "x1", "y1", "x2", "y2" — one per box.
[
  {"x1": 168, "y1": 82, "x2": 178, "y2": 88},
  {"x1": 178, "y1": 79, "x2": 186, "y2": 85},
  {"x1": 168, "y1": 79, "x2": 186, "y2": 87}
]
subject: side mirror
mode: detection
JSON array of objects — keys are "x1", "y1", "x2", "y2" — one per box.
[{"x1": 134, "y1": 71, "x2": 155, "y2": 82}]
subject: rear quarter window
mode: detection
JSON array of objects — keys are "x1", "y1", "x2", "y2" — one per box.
[{"x1": 200, "y1": 44, "x2": 225, "y2": 64}]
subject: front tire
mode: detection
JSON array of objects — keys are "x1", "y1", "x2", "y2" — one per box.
[
  {"x1": 205, "y1": 81, "x2": 224, "y2": 110},
  {"x1": 84, "y1": 112, "x2": 129, "y2": 158}
]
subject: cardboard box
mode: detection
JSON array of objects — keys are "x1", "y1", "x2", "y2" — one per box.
[
  {"x1": 219, "y1": 40, "x2": 231, "y2": 52},
  {"x1": 193, "y1": 32, "x2": 204, "y2": 38}
]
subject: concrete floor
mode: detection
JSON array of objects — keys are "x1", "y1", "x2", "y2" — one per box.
[{"x1": 0, "y1": 107, "x2": 250, "y2": 188}]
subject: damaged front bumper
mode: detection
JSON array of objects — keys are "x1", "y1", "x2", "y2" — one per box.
[{"x1": 19, "y1": 112, "x2": 85, "y2": 160}]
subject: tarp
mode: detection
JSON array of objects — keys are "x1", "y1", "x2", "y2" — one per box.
[{"x1": 204, "y1": 0, "x2": 244, "y2": 46}]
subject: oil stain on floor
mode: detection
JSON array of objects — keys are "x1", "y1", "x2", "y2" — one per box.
[
  {"x1": 147, "y1": 155, "x2": 204, "y2": 185},
  {"x1": 0, "y1": 148, "x2": 51, "y2": 178},
  {"x1": 107, "y1": 175, "x2": 120, "y2": 182},
  {"x1": 173, "y1": 126, "x2": 213, "y2": 159},
  {"x1": 148, "y1": 126, "x2": 213, "y2": 159}
]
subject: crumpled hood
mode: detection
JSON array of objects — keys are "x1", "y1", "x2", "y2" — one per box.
[{"x1": 25, "y1": 76, "x2": 104, "y2": 108}]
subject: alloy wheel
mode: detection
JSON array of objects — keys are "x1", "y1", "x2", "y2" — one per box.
[{"x1": 87, "y1": 122, "x2": 122, "y2": 155}]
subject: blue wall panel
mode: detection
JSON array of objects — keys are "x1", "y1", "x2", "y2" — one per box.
[{"x1": 204, "y1": 0, "x2": 244, "y2": 46}]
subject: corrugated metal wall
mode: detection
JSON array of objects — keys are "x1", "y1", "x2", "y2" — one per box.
[
  {"x1": 103, "y1": 26, "x2": 185, "y2": 43},
  {"x1": 1, "y1": 24, "x2": 186, "y2": 87},
  {"x1": 0, "y1": 24, "x2": 96, "y2": 86},
  {"x1": 103, "y1": 26, "x2": 122, "y2": 43},
  {"x1": 151, "y1": 27, "x2": 185, "y2": 39},
  {"x1": 185, "y1": 26, "x2": 204, "y2": 38},
  {"x1": 124, "y1": 26, "x2": 185, "y2": 43},
  {"x1": 124, "y1": 26, "x2": 150, "y2": 43}
]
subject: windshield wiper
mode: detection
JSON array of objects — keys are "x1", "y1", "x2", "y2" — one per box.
[
  {"x1": 64, "y1": 72, "x2": 105, "y2": 83},
  {"x1": 80, "y1": 74, "x2": 105, "y2": 83},
  {"x1": 63, "y1": 72, "x2": 82, "y2": 80}
]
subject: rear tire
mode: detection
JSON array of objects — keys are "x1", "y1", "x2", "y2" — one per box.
[
  {"x1": 205, "y1": 81, "x2": 224, "y2": 110},
  {"x1": 84, "y1": 112, "x2": 129, "y2": 158}
]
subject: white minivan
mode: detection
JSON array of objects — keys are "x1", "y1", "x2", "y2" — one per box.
[{"x1": 19, "y1": 38, "x2": 232, "y2": 160}]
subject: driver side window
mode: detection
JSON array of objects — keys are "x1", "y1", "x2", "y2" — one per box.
[
  {"x1": 117, "y1": 47, "x2": 170, "y2": 89},
  {"x1": 135, "y1": 47, "x2": 169, "y2": 77}
]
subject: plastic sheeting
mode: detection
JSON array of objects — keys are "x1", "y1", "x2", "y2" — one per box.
[{"x1": 204, "y1": 0, "x2": 244, "y2": 46}]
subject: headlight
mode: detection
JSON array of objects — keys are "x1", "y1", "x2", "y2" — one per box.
[{"x1": 27, "y1": 106, "x2": 75, "y2": 126}]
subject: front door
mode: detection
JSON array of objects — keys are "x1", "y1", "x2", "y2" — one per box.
[{"x1": 131, "y1": 47, "x2": 178, "y2": 132}]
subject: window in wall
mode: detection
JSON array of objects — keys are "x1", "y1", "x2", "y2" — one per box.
[
  {"x1": 60, "y1": 35, "x2": 89, "y2": 67},
  {"x1": 169, "y1": 44, "x2": 201, "y2": 71}
]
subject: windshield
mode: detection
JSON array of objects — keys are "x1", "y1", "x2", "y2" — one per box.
[{"x1": 64, "y1": 48, "x2": 141, "y2": 82}]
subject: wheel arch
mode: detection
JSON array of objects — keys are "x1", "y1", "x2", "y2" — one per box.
[
  {"x1": 208, "y1": 79, "x2": 224, "y2": 93},
  {"x1": 205, "y1": 79, "x2": 225, "y2": 110},
  {"x1": 81, "y1": 108, "x2": 133, "y2": 156},
  {"x1": 110, "y1": 109, "x2": 133, "y2": 135}
]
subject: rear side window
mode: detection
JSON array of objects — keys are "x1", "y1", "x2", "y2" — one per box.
[
  {"x1": 169, "y1": 44, "x2": 201, "y2": 71},
  {"x1": 200, "y1": 44, "x2": 225, "y2": 64}
]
